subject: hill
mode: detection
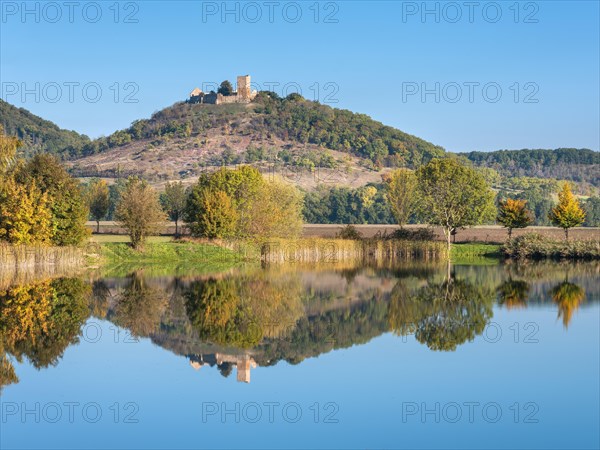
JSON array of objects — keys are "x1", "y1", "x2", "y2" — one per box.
[
  {"x1": 0, "y1": 99, "x2": 90, "y2": 158},
  {"x1": 67, "y1": 92, "x2": 446, "y2": 184}
]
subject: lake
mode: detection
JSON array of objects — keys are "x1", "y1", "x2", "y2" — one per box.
[{"x1": 1, "y1": 260, "x2": 599, "y2": 449}]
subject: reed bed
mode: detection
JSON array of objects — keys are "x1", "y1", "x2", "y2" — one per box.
[
  {"x1": 250, "y1": 238, "x2": 448, "y2": 265},
  {"x1": 0, "y1": 244, "x2": 85, "y2": 287}
]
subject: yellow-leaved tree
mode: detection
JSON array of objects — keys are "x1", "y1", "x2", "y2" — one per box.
[
  {"x1": 548, "y1": 183, "x2": 586, "y2": 240},
  {"x1": 0, "y1": 178, "x2": 53, "y2": 245}
]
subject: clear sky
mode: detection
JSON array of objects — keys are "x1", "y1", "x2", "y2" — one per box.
[{"x1": 1, "y1": 0, "x2": 599, "y2": 152}]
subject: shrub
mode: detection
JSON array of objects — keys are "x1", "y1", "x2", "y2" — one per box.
[
  {"x1": 387, "y1": 228, "x2": 436, "y2": 241},
  {"x1": 336, "y1": 225, "x2": 363, "y2": 240},
  {"x1": 502, "y1": 233, "x2": 599, "y2": 259}
]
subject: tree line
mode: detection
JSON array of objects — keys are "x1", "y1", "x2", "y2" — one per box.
[
  {"x1": 87, "y1": 166, "x2": 304, "y2": 249},
  {"x1": 383, "y1": 158, "x2": 589, "y2": 244}
]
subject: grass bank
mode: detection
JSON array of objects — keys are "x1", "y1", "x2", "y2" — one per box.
[
  {"x1": 450, "y1": 243, "x2": 502, "y2": 264},
  {"x1": 89, "y1": 236, "x2": 246, "y2": 275},
  {"x1": 92, "y1": 235, "x2": 449, "y2": 268}
]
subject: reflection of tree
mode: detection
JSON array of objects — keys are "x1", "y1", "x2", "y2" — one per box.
[
  {"x1": 551, "y1": 281, "x2": 586, "y2": 328},
  {"x1": 388, "y1": 270, "x2": 494, "y2": 351},
  {"x1": 184, "y1": 272, "x2": 303, "y2": 349},
  {"x1": 496, "y1": 279, "x2": 530, "y2": 309},
  {"x1": 0, "y1": 278, "x2": 90, "y2": 390},
  {"x1": 185, "y1": 277, "x2": 257, "y2": 347},
  {"x1": 257, "y1": 291, "x2": 390, "y2": 366},
  {"x1": 110, "y1": 272, "x2": 168, "y2": 338},
  {"x1": 0, "y1": 341, "x2": 18, "y2": 392},
  {"x1": 90, "y1": 280, "x2": 111, "y2": 318},
  {"x1": 388, "y1": 282, "x2": 419, "y2": 336},
  {"x1": 218, "y1": 362, "x2": 233, "y2": 378}
]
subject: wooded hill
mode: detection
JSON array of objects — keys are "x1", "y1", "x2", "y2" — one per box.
[{"x1": 0, "y1": 99, "x2": 90, "y2": 158}]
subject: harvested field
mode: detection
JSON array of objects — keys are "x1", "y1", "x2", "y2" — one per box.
[{"x1": 87, "y1": 222, "x2": 599, "y2": 244}]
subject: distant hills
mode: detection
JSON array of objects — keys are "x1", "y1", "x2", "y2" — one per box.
[
  {"x1": 460, "y1": 148, "x2": 600, "y2": 187},
  {"x1": 1, "y1": 95, "x2": 598, "y2": 189}
]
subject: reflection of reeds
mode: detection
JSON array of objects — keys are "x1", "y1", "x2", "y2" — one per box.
[
  {"x1": 254, "y1": 239, "x2": 448, "y2": 265},
  {"x1": 0, "y1": 244, "x2": 85, "y2": 288}
]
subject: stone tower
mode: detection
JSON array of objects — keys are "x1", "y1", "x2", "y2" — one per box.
[{"x1": 237, "y1": 75, "x2": 251, "y2": 100}]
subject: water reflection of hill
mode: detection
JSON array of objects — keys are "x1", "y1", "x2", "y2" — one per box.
[{"x1": 1, "y1": 261, "x2": 598, "y2": 388}]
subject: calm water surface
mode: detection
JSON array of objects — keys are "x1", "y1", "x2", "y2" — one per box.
[{"x1": 1, "y1": 261, "x2": 599, "y2": 449}]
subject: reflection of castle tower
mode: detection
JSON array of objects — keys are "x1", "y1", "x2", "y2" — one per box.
[
  {"x1": 235, "y1": 355, "x2": 256, "y2": 383},
  {"x1": 189, "y1": 353, "x2": 257, "y2": 383}
]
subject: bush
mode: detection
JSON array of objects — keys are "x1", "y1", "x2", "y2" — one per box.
[
  {"x1": 336, "y1": 225, "x2": 363, "y2": 240},
  {"x1": 387, "y1": 228, "x2": 436, "y2": 241},
  {"x1": 502, "y1": 233, "x2": 599, "y2": 260}
]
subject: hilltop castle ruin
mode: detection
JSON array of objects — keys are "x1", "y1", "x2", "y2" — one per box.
[{"x1": 189, "y1": 75, "x2": 257, "y2": 105}]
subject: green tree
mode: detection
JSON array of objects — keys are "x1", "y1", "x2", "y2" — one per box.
[
  {"x1": 161, "y1": 181, "x2": 187, "y2": 236},
  {"x1": 497, "y1": 198, "x2": 533, "y2": 239},
  {"x1": 583, "y1": 196, "x2": 600, "y2": 227},
  {"x1": 115, "y1": 177, "x2": 166, "y2": 249},
  {"x1": 87, "y1": 178, "x2": 110, "y2": 233},
  {"x1": 516, "y1": 185, "x2": 553, "y2": 225},
  {"x1": 548, "y1": 182, "x2": 586, "y2": 240},
  {"x1": 218, "y1": 80, "x2": 234, "y2": 96},
  {"x1": 16, "y1": 154, "x2": 89, "y2": 245},
  {"x1": 416, "y1": 158, "x2": 496, "y2": 248},
  {"x1": 383, "y1": 168, "x2": 417, "y2": 228}
]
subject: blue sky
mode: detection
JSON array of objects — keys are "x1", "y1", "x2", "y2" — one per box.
[{"x1": 1, "y1": 0, "x2": 599, "y2": 152}]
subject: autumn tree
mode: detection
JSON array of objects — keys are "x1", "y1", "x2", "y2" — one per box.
[
  {"x1": 497, "y1": 198, "x2": 533, "y2": 239},
  {"x1": 185, "y1": 166, "x2": 304, "y2": 239},
  {"x1": 16, "y1": 154, "x2": 89, "y2": 245},
  {"x1": 115, "y1": 177, "x2": 166, "y2": 249},
  {"x1": 87, "y1": 178, "x2": 110, "y2": 233},
  {"x1": 160, "y1": 181, "x2": 187, "y2": 236},
  {"x1": 186, "y1": 188, "x2": 239, "y2": 239},
  {"x1": 0, "y1": 178, "x2": 53, "y2": 245},
  {"x1": 416, "y1": 158, "x2": 496, "y2": 248},
  {"x1": 244, "y1": 178, "x2": 304, "y2": 238},
  {"x1": 383, "y1": 168, "x2": 417, "y2": 228},
  {"x1": 548, "y1": 182, "x2": 586, "y2": 240}
]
